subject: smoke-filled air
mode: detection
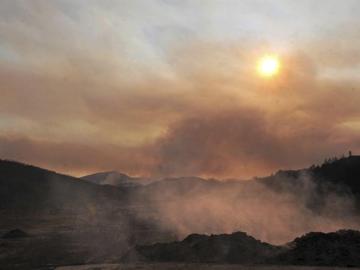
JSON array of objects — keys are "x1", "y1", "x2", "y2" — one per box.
[
  {"x1": 1, "y1": 1, "x2": 360, "y2": 269},
  {"x1": 1, "y1": 1, "x2": 360, "y2": 179}
]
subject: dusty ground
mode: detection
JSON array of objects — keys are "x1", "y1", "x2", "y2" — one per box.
[{"x1": 55, "y1": 264, "x2": 360, "y2": 270}]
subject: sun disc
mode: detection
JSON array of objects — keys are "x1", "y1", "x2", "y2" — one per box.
[{"x1": 258, "y1": 55, "x2": 280, "y2": 77}]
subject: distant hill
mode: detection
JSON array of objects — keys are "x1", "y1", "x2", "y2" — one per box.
[
  {"x1": 142, "y1": 155, "x2": 360, "y2": 193},
  {"x1": 2, "y1": 156, "x2": 359, "y2": 227},
  {"x1": 0, "y1": 159, "x2": 128, "y2": 214},
  {"x1": 80, "y1": 156, "x2": 360, "y2": 201},
  {"x1": 82, "y1": 171, "x2": 145, "y2": 188},
  {"x1": 1, "y1": 156, "x2": 360, "y2": 216},
  {"x1": 260, "y1": 155, "x2": 360, "y2": 190},
  {"x1": 258, "y1": 155, "x2": 360, "y2": 210},
  {"x1": 131, "y1": 229, "x2": 360, "y2": 266},
  {"x1": 132, "y1": 231, "x2": 282, "y2": 263},
  {"x1": 1, "y1": 156, "x2": 360, "y2": 268},
  {"x1": 0, "y1": 160, "x2": 168, "y2": 269},
  {"x1": 311, "y1": 155, "x2": 360, "y2": 195}
]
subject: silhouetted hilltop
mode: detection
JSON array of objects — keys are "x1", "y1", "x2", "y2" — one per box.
[
  {"x1": 259, "y1": 155, "x2": 360, "y2": 209},
  {"x1": 273, "y1": 230, "x2": 360, "y2": 267},
  {"x1": 311, "y1": 156, "x2": 360, "y2": 194},
  {"x1": 82, "y1": 171, "x2": 143, "y2": 187},
  {"x1": 133, "y1": 231, "x2": 282, "y2": 263},
  {"x1": 2, "y1": 155, "x2": 360, "y2": 215},
  {"x1": 0, "y1": 160, "x2": 166, "y2": 269},
  {"x1": 262, "y1": 156, "x2": 360, "y2": 189},
  {"x1": 0, "y1": 159, "x2": 128, "y2": 213},
  {"x1": 1, "y1": 157, "x2": 360, "y2": 268}
]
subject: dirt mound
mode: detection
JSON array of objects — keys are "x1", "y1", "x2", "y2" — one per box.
[
  {"x1": 2, "y1": 229, "x2": 29, "y2": 239},
  {"x1": 132, "y1": 230, "x2": 360, "y2": 266},
  {"x1": 133, "y1": 231, "x2": 282, "y2": 263}
]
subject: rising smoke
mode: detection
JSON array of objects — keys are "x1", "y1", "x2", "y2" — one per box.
[{"x1": 131, "y1": 172, "x2": 360, "y2": 244}]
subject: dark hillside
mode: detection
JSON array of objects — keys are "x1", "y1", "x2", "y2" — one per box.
[
  {"x1": 258, "y1": 156, "x2": 360, "y2": 210},
  {"x1": 261, "y1": 156, "x2": 360, "y2": 192},
  {"x1": 311, "y1": 156, "x2": 360, "y2": 195},
  {"x1": 273, "y1": 230, "x2": 360, "y2": 267},
  {"x1": 0, "y1": 159, "x2": 128, "y2": 213}
]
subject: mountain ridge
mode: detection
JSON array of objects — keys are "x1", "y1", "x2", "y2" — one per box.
[{"x1": 1, "y1": 156, "x2": 360, "y2": 268}]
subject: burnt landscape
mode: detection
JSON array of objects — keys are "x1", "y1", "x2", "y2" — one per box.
[
  {"x1": 1, "y1": 156, "x2": 360, "y2": 269},
  {"x1": 2, "y1": 1, "x2": 360, "y2": 269}
]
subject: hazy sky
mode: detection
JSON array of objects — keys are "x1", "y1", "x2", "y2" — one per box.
[{"x1": 1, "y1": 0, "x2": 360, "y2": 178}]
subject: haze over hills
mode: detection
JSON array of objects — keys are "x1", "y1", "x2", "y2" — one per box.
[
  {"x1": 2, "y1": 1, "x2": 360, "y2": 269},
  {"x1": 132, "y1": 230, "x2": 360, "y2": 267},
  {"x1": 1, "y1": 156, "x2": 360, "y2": 232},
  {"x1": 259, "y1": 155, "x2": 360, "y2": 198},
  {"x1": 0, "y1": 159, "x2": 171, "y2": 269},
  {"x1": 1, "y1": 155, "x2": 360, "y2": 269},
  {"x1": 81, "y1": 155, "x2": 360, "y2": 206},
  {"x1": 81, "y1": 171, "x2": 149, "y2": 188}
]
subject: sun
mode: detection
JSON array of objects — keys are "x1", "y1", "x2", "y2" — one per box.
[{"x1": 257, "y1": 55, "x2": 280, "y2": 77}]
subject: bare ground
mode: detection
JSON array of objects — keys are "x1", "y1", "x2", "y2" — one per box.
[{"x1": 55, "y1": 264, "x2": 360, "y2": 270}]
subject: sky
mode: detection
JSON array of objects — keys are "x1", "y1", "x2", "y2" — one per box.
[{"x1": 0, "y1": 0, "x2": 360, "y2": 178}]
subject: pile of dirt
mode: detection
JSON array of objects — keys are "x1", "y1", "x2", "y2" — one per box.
[
  {"x1": 133, "y1": 231, "x2": 283, "y2": 263},
  {"x1": 2, "y1": 229, "x2": 29, "y2": 239}
]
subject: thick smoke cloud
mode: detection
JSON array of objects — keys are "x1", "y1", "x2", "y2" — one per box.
[
  {"x1": 0, "y1": 2, "x2": 360, "y2": 178},
  {"x1": 1, "y1": 47, "x2": 360, "y2": 178},
  {"x1": 152, "y1": 108, "x2": 342, "y2": 178}
]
